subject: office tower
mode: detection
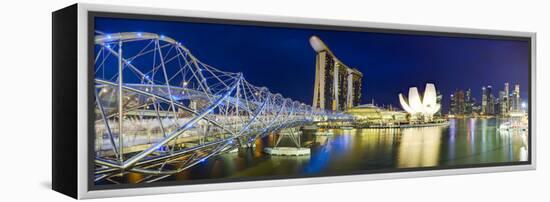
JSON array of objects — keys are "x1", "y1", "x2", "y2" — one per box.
[
  {"x1": 481, "y1": 86, "x2": 487, "y2": 115},
  {"x1": 450, "y1": 94, "x2": 455, "y2": 115},
  {"x1": 459, "y1": 90, "x2": 466, "y2": 115},
  {"x1": 505, "y1": 82, "x2": 510, "y2": 96},
  {"x1": 465, "y1": 88, "x2": 473, "y2": 115},
  {"x1": 482, "y1": 85, "x2": 495, "y2": 115},
  {"x1": 499, "y1": 90, "x2": 507, "y2": 116},
  {"x1": 450, "y1": 89, "x2": 464, "y2": 115},
  {"x1": 487, "y1": 86, "x2": 495, "y2": 115},
  {"x1": 515, "y1": 84, "x2": 520, "y2": 109},
  {"x1": 311, "y1": 36, "x2": 363, "y2": 111},
  {"x1": 504, "y1": 82, "x2": 510, "y2": 115},
  {"x1": 497, "y1": 90, "x2": 506, "y2": 116},
  {"x1": 511, "y1": 84, "x2": 521, "y2": 112}
]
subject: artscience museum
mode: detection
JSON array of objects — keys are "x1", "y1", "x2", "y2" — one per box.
[{"x1": 399, "y1": 83, "x2": 441, "y2": 121}]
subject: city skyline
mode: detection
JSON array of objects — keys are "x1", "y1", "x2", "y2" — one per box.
[
  {"x1": 450, "y1": 82, "x2": 525, "y2": 116},
  {"x1": 96, "y1": 17, "x2": 530, "y2": 112}
]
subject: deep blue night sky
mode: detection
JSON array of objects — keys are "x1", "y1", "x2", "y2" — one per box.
[{"x1": 95, "y1": 17, "x2": 530, "y2": 112}]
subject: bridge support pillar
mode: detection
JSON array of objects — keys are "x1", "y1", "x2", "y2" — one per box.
[{"x1": 263, "y1": 127, "x2": 310, "y2": 156}]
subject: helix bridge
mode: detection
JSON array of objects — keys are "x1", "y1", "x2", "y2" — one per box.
[{"x1": 93, "y1": 32, "x2": 347, "y2": 183}]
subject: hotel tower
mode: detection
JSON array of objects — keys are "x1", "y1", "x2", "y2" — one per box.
[{"x1": 310, "y1": 36, "x2": 363, "y2": 111}]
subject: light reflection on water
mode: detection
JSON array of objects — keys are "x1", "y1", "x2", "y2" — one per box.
[
  {"x1": 138, "y1": 118, "x2": 529, "y2": 182},
  {"x1": 397, "y1": 126, "x2": 442, "y2": 168}
]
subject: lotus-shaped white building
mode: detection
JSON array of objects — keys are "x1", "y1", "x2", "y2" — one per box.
[{"x1": 399, "y1": 83, "x2": 440, "y2": 120}]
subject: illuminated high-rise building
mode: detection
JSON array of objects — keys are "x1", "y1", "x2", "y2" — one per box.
[
  {"x1": 481, "y1": 85, "x2": 495, "y2": 115},
  {"x1": 450, "y1": 89, "x2": 465, "y2": 115},
  {"x1": 505, "y1": 82, "x2": 510, "y2": 97},
  {"x1": 511, "y1": 84, "x2": 521, "y2": 112},
  {"x1": 465, "y1": 88, "x2": 474, "y2": 115},
  {"x1": 481, "y1": 86, "x2": 487, "y2": 115},
  {"x1": 310, "y1": 36, "x2": 363, "y2": 111},
  {"x1": 504, "y1": 82, "x2": 510, "y2": 111},
  {"x1": 487, "y1": 86, "x2": 495, "y2": 115},
  {"x1": 347, "y1": 68, "x2": 363, "y2": 109}
]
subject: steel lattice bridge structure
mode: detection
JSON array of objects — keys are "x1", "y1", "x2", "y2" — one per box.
[{"x1": 93, "y1": 32, "x2": 348, "y2": 183}]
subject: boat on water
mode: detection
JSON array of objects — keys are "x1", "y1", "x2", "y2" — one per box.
[{"x1": 499, "y1": 121, "x2": 528, "y2": 132}]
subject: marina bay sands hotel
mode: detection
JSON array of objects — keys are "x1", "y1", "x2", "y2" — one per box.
[{"x1": 310, "y1": 36, "x2": 363, "y2": 111}]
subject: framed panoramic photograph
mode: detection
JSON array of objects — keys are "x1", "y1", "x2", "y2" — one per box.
[{"x1": 52, "y1": 3, "x2": 536, "y2": 199}]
